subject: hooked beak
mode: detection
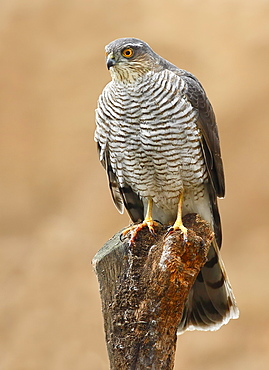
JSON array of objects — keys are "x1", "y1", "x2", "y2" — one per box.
[{"x1": 106, "y1": 53, "x2": 116, "y2": 69}]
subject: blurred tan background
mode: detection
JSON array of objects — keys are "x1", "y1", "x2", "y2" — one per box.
[{"x1": 1, "y1": 0, "x2": 269, "y2": 369}]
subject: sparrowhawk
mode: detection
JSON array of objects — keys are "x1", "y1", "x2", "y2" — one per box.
[{"x1": 94, "y1": 37, "x2": 239, "y2": 333}]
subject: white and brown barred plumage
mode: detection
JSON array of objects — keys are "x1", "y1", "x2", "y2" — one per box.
[{"x1": 94, "y1": 37, "x2": 239, "y2": 333}]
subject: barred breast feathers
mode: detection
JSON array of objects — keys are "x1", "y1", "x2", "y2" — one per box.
[{"x1": 95, "y1": 69, "x2": 207, "y2": 218}]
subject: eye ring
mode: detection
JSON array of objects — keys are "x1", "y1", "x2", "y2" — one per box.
[{"x1": 121, "y1": 48, "x2": 134, "y2": 58}]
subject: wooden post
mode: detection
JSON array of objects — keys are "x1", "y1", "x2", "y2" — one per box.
[{"x1": 92, "y1": 213, "x2": 213, "y2": 370}]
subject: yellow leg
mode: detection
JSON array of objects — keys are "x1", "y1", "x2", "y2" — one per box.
[
  {"x1": 144, "y1": 196, "x2": 155, "y2": 233},
  {"x1": 167, "y1": 193, "x2": 188, "y2": 241},
  {"x1": 122, "y1": 197, "x2": 160, "y2": 244}
]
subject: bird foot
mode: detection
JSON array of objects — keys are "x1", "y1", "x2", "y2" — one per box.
[
  {"x1": 166, "y1": 223, "x2": 188, "y2": 242},
  {"x1": 122, "y1": 219, "x2": 160, "y2": 245}
]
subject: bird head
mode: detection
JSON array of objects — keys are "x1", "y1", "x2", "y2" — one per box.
[{"x1": 105, "y1": 38, "x2": 161, "y2": 82}]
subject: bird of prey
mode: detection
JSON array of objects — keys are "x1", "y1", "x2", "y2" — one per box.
[{"x1": 94, "y1": 37, "x2": 239, "y2": 333}]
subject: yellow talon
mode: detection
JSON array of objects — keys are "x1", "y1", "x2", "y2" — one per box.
[
  {"x1": 166, "y1": 193, "x2": 188, "y2": 241},
  {"x1": 122, "y1": 197, "x2": 159, "y2": 244},
  {"x1": 169, "y1": 222, "x2": 188, "y2": 240}
]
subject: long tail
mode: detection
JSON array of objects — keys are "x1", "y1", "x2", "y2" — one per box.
[
  {"x1": 178, "y1": 184, "x2": 239, "y2": 333},
  {"x1": 177, "y1": 238, "x2": 239, "y2": 333}
]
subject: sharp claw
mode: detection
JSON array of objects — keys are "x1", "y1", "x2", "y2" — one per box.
[
  {"x1": 121, "y1": 219, "x2": 160, "y2": 245},
  {"x1": 149, "y1": 228, "x2": 157, "y2": 237},
  {"x1": 127, "y1": 228, "x2": 140, "y2": 246},
  {"x1": 180, "y1": 226, "x2": 188, "y2": 243},
  {"x1": 165, "y1": 226, "x2": 173, "y2": 237},
  {"x1": 128, "y1": 237, "x2": 136, "y2": 246},
  {"x1": 165, "y1": 225, "x2": 188, "y2": 243}
]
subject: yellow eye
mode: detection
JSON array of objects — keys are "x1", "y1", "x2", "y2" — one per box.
[{"x1": 122, "y1": 48, "x2": 134, "y2": 58}]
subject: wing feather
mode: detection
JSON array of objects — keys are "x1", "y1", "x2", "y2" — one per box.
[
  {"x1": 161, "y1": 59, "x2": 225, "y2": 198},
  {"x1": 97, "y1": 142, "x2": 124, "y2": 214},
  {"x1": 180, "y1": 71, "x2": 225, "y2": 198},
  {"x1": 96, "y1": 143, "x2": 144, "y2": 221}
]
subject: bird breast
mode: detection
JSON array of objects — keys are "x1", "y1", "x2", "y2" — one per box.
[{"x1": 95, "y1": 69, "x2": 208, "y2": 214}]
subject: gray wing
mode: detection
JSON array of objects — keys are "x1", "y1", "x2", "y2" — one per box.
[
  {"x1": 180, "y1": 70, "x2": 225, "y2": 198},
  {"x1": 96, "y1": 142, "x2": 144, "y2": 223},
  {"x1": 97, "y1": 142, "x2": 124, "y2": 214},
  {"x1": 160, "y1": 59, "x2": 225, "y2": 198},
  {"x1": 179, "y1": 71, "x2": 225, "y2": 247}
]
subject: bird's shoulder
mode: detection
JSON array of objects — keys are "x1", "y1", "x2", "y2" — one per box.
[
  {"x1": 160, "y1": 58, "x2": 218, "y2": 140},
  {"x1": 159, "y1": 58, "x2": 206, "y2": 99}
]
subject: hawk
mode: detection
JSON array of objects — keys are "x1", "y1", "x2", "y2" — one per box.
[{"x1": 94, "y1": 37, "x2": 239, "y2": 333}]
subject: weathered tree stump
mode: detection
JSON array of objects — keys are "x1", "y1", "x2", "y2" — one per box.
[{"x1": 92, "y1": 213, "x2": 213, "y2": 370}]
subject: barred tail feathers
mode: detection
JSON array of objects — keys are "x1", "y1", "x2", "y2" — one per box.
[{"x1": 177, "y1": 238, "x2": 239, "y2": 334}]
